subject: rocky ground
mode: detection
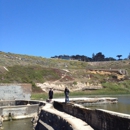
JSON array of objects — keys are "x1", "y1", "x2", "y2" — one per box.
[
  {"x1": 36, "y1": 69, "x2": 103, "y2": 93},
  {"x1": 36, "y1": 68, "x2": 127, "y2": 93}
]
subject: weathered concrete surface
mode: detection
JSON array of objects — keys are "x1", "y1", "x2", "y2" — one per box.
[
  {"x1": 36, "y1": 97, "x2": 118, "y2": 130},
  {"x1": 54, "y1": 101, "x2": 130, "y2": 130},
  {"x1": 53, "y1": 97, "x2": 118, "y2": 104},
  {"x1": 0, "y1": 83, "x2": 32, "y2": 100},
  {"x1": 36, "y1": 103, "x2": 94, "y2": 130},
  {"x1": 0, "y1": 100, "x2": 45, "y2": 121}
]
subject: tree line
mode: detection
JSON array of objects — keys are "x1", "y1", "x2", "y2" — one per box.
[{"x1": 51, "y1": 52, "x2": 130, "y2": 62}]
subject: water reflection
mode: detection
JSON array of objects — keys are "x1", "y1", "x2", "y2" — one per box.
[{"x1": 86, "y1": 95, "x2": 130, "y2": 114}]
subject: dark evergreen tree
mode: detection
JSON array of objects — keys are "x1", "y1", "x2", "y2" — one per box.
[
  {"x1": 128, "y1": 53, "x2": 130, "y2": 59},
  {"x1": 92, "y1": 53, "x2": 95, "y2": 61},
  {"x1": 93, "y1": 52, "x2": 105, "y2": 61},
  {"x1": 116, "y1": 55, "x2": 122, "y2": 60}
]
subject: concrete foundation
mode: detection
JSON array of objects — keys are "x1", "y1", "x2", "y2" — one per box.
[{"x1": 0, "y1": 100, "x2": 45, "y2": 120}]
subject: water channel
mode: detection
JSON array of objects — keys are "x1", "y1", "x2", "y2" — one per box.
[{"x1": 2, "y1": 95, "x2": 130, "y2": 130}]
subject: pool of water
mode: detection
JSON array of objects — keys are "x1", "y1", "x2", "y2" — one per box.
[
  {"x1": 3, "y1": 118, "x2": 33, "y2": 130},
  {"x1": 86, "y1": 95, "x2": 130, "y2": 114},
  {"x1": 2, "y1": 95, "x2": 130, "y2": 129}
]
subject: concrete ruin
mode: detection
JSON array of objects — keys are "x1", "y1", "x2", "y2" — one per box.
[
  {"x1": 35, "y1": 101, "x2": 130, "y2": 130},
  {"x1": 0, "y1": 83, "x2": 32, "y2": 100},
  {"x1": 0, "y1": 83, "x2": 130, "y2": 130},
  {"x1": 0, "y1": 100, "x2": 45, "y2": 120},
  {"x1": 0, "y1": 83, "x2": 39, "y2": 121}
]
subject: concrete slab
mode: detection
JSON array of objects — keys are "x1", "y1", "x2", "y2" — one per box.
[{"x1": 52, "y1": 97, "x2": 118, "y2": 104}]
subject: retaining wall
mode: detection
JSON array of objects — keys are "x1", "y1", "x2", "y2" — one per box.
[{"x1": 53, "y1": 101, "x2": 130, "y2": 130}]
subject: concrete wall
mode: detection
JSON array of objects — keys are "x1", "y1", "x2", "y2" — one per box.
[
  {"x1": 0, "y1": 100, "x2": 45, "y2": 120},
  {"x1": 0, "y1": 100, "x2": 15, "y2": 106},
  {"x1": 53, "y1": 101, "x2": 130, "y2": 130},
  {"x1": 0, "y1": 83, "x2": 32, "y2": 100},
  {"x1": 35, "y1": 109, "x2": 73, "y2": 130},
  {"x1": 1, "y1": 105, "x2": 38, "y2": 120}
]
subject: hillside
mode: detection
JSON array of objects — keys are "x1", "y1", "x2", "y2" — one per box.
[{"x1": 0, "y1": 51, "x2": 130, "y2": 94}]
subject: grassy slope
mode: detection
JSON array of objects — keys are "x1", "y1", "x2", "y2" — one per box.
[{"x1": 0, "y1": 51, "x2": 130, "y2": 100}]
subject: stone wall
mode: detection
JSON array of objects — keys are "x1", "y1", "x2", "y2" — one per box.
[
  {"x1": 54, "y1": 101, "x2": 130, "y2": 130},
  {"x1": 0, "y1": 83, "x2": 32, "y2": 100}
]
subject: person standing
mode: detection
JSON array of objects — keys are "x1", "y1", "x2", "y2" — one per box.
[
  {"x1": 64, "y1": 87, "x2": 69, "y2": 103},
  {"x1": 48, "y1": 88, "x2": 53, "y2": 102},
  {"x1": 0, "y1": 115, "x2": 4, "y2": 129}
]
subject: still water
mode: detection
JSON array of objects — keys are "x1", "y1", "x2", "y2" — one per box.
[
  {"x1": 2, "y1": 95, "x2": 130, "y2": 130},
  {"x1": 86, "y1": 95, "x2": 130, "y2": 115},
  {"x1": 3, "y1": 118, "x2": 33, "y2": 130}
]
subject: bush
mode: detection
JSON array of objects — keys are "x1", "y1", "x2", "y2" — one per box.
[{"x1": 73, "y1": 81, "x2": 77, "y2": 85}]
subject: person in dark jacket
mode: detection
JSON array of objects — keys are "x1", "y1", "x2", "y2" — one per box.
[
  {"x1": 0, "y1": 115, "x2": 4, "y2": 129},
  {"x1": 48, "y1": 88, "x2": 53, "y2": 102},
  {"x1": 64, "y1": 87, "x2": 69, "y2": 103}
]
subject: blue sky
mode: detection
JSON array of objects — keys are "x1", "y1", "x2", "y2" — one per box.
[{"x1": 1, "y1": 0, "x2": 130, "y2": 59}]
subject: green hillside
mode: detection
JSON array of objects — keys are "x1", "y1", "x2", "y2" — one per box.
[{"x1": 0, "y1": 51, "x2": 130, "y2": 95}]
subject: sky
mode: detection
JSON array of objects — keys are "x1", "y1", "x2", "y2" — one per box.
[{"x1": 0, "y1": 0, "x2": 130, "y2": 59}]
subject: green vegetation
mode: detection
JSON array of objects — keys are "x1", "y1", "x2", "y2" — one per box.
[
  {"x1": 73, "y1": 81, "x2": 77, "y2": 85},
  {"x1": 102, "y1": 80, "x2": 130, "y2": 92},
  {"x1": 31, "y1": 89, "x2": 130, "y2": 100},
  {"x1": 0, "y1": 51, "x2": 130, "y2": 99},
  {"x1": 31, "y1": 92, "x2": 66, "y2": 100},
  {"x1": 32, "y1": 80, "x2": 130, "y2": 100},
  {"x1": 0, "y1": 65, "x2": 60, "y2": 83},
  {"x1": 31, "y1": 93, "x2": 48, "y2": 100}
]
